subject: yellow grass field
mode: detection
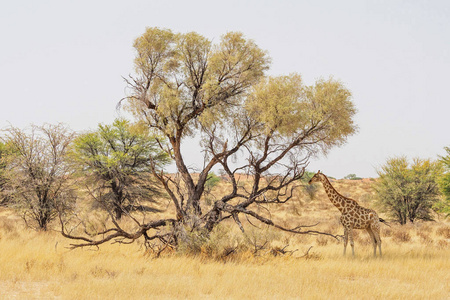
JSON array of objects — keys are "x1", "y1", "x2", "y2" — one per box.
[{"x1": 0, "y1": 179, "x2": 449, "y2": 299}]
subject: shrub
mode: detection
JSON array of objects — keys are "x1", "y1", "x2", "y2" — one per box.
[
  {"x1": 437, "y1": 146, "x2": 450, "y2": 216},
  {"x1": 374, "y1": 157, "x2": 443, "y2": 224},
  {"x1": 2, "y1": 124, "x2": 76, "y2": 230},
  {"x1": 177, "y1": 224, "x2": 246, "y2": 261},
  {"x1": 205, "y1": 172, "x2": 221, "y2": 193}
]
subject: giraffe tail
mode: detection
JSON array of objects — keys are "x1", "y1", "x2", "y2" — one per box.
[{"x1": 379, "y1": 218, "x2": 391, "y2": 227}]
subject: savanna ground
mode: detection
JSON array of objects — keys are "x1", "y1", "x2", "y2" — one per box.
[{"x1": 0, "y1": 178, "x2": 449, "y2": 299}]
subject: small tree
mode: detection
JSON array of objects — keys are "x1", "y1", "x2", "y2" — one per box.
[
  {"x1": 374, "y1": 156, "x2": 443, "y2": 224},
  {"x1": 2, "y1": 124, "x2": 76, "y2": 230},
  {"x1": 437, "y1": 147, "x2": 450, "y2": 216},
  {"x1": 70, "y1": 119, "x2": 170, "y2": 220}
]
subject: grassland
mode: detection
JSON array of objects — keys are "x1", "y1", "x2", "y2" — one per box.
[{"x1": 0, "y1": 179, "x2": 449, "y2": 299}]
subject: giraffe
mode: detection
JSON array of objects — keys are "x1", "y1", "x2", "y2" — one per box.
[{"x1": 309, "y1": 170, "x2": 386, "y2": 257}]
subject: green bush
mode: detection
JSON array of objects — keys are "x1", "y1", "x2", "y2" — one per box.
[
  {"x1": 437, "y1": 147, "x2": 450, "y2": 216},
  {"x1": 374, "y1": 156, "x2": 443, "y2": 224}
]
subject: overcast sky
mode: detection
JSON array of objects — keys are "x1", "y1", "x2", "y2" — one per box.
[{"x1": 1, "y1": 0, "x2": 449, "y2": 178}]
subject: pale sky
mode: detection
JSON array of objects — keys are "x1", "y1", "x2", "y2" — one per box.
[{"x1": 1, "y1": 0, "x2": 449, "y2": 178}]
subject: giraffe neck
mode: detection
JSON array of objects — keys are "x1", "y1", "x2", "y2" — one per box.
[{"x1": 319, "y1": 176, "x2": 351, "y2": 213}]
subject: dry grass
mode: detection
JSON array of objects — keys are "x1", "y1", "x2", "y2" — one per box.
[{"x1": 0, "y1": 179, "x2": 449, "y2": 299}]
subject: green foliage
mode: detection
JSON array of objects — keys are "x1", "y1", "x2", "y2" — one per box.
[
  {"x1": 302, "y1": 170, "x2": 317, "y2": 182},
  {"x1": 301, "y1": 170, "x2": 319, "y2": 201},
  {"x1": 437, "y1": 147, "x2": 450, "y2": 216},
  {"x1": 245, "y1": 75, "x2": 357, "y2": 151},
  {"x1": 374, "y1": 156, "x2": 443, "y2": 224},
  {"x1": 71, "y1": 119, "x2": 170, "y2": 219},
  {"x1": 344, "y1": 174, "x2": 362, "y2": 180},
  {"x1": 205, "y1": 172, "x2": 220, "y2": 193},
  {"x1": 0, "y1": 142, "x2": 8, "y2": 177},
  {"x1": 245, "y1": 74, "x2": 305, "y2": 136},
  {"x1": 0, "y1": 142, "x2": 7, "y2": 160},
  {"x1": 128, "y1": 27, "x2": 270, "y2": 137},
  {"x1": 303, "y1": 77, "x2": 357, "y2": 147}
]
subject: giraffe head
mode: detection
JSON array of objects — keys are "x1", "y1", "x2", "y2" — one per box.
[{"x1": 308, "y1": 170, "x2": 325, "y2": 184}]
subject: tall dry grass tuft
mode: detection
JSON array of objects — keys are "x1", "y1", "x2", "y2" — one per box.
[
  {"x1": 436, "y1": 239, "x2": 449, "y2": 249},
  {"x1": 417, "y1": 231, "x2": 434, "y2": 245},
  {"x1": 392, "y1": 228, "x2": 412, "y2": 243},
  {"x1": 436, "y1": 225, "x2": 450, "y2": 239}
]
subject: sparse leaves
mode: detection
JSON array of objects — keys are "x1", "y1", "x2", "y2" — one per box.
[{"x1": 1, "y1": 124, "x2": 76, "y2": 230}]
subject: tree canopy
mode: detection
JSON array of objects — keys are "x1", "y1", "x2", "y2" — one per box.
[
  {"x1": 1, "y1": 124, "x2": 76, "y2": 230},
  {"x1": 70, "y1": 119, "x2": 170, "y2": 220},
  {"x1": 63, "y1": 28, "x2": 357, "y2": 249}
]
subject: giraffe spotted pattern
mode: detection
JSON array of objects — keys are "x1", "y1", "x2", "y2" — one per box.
[{"x1": 309, "y1": 171, "x2": 382, "y2": 257}]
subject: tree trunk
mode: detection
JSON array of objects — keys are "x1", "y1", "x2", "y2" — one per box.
[
  {"x1": 37, "y1": 197, "x2": 51, "y2": 231},
  {"x1": 114, "y1": 205, "x2": 123, "y2": 220}
]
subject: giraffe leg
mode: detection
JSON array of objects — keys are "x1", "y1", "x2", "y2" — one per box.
[
  {"x1": 372, "y1": 225, "x2": 382, "y2": 257},
  {"x1": 366, "y1": 228, "x2": 376, "y2": 257},
  {"x1": 343, "y1": 228, "x2": 349, "y2": 256},
  {"x1": 348, "y1": 228, "x2": 355, "y2": 257}
]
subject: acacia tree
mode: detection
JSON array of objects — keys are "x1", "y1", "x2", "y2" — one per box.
[
  {"x1": 374, "y1": 156, "x2": 443, "y2": 224},
  {"x1": 62, "y1": 28, "x2": 357, "y2": 249},
  {"x1": 2, "y1": 124, "x2": 76, "y2": 230},
  {"x1": 70, "y1": 119, "x2": 170, "y2": 220}
]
